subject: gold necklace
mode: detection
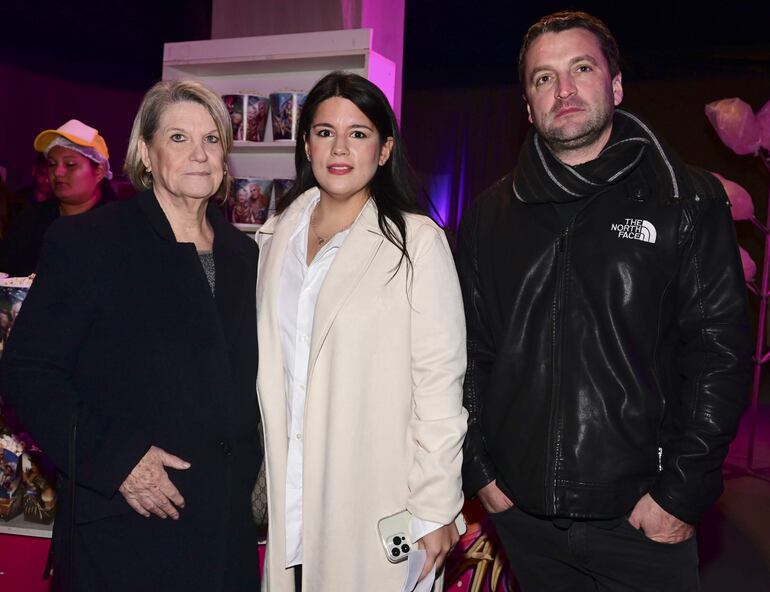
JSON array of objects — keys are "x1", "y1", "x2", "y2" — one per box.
[{"x1": 310, "y1": 207, "x2": 354, "y2": 246}]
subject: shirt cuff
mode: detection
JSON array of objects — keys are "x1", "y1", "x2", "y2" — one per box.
[{"x1": 409, "y1": 515, "x2": 445, "y2": 543}]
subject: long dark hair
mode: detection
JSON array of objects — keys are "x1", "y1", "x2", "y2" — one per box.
[{"x1": 279, "y1": 71, "x2": 423, "y2": 273}]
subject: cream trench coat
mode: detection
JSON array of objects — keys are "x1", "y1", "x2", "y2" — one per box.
[{"x1": 256, "y1": 187, "x2": 467, "y2": 591}]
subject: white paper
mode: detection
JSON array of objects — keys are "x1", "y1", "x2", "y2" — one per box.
[
  {"x1": 400, "y1": 549, "x2": 437, "y2": 592},
  {"x1": 415, "y1": 561, "x2": 437, "y2": 592}
]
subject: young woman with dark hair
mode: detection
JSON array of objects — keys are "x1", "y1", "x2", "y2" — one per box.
[
  {"x1": 279, "y1": 71, "x2": 423, "y2": 273},
  {"x1": 256, "y1": 71, "x2": 467, "y2": 591}
]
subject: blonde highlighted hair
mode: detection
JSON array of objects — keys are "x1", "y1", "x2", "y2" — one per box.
[{"x1": 124, "y1": 80, "x2": 233, "y2": 201}]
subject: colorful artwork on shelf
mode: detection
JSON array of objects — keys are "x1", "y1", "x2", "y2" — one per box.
[
  {"x1": 227, "y1": 177, "x2": 275, "y2": 232},
  {"x1": 246, "y1": 95, "x2": 270, "y2": 142},
  {"x1": 270, "y1": 92, "x2": 307, "y2": 141},
  {"x1": 0, "y1": 281, "x2": 32, "y2": 359},
  {"x1": 222, "y1": 94, "x2": 245, "y2": 141}
]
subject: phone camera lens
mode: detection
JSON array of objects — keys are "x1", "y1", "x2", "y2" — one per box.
[
  {"x1": 393, "y1": 536, "x2": 402, "y2": 545},
  {"x1": 391, "y1": 548, "x2": 400, "y2": 557},
  {"x1": 401, "y1": 544, "x2": 410, "y2": 553}
]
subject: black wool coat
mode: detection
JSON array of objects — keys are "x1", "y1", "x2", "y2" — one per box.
[{"x1": 1, "y1": 190, "x2": 261, "y2": 591}]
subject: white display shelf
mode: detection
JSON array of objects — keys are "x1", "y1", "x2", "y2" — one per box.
[
  {"x1": 163, "y1": 28, "x2": 396, "y2": 185},
  {"x1": 231, "y1": 140, "x2": 296, "y2": 153},
  {"x1": 163, "y1": 29, "x2": 395, "y2": 109},
  {"x1": 164, "y1": 53, "x2": 368, "y2": 78},
  {"x1": 0, "y1": 514, "x2": 53, "y2": 539}
]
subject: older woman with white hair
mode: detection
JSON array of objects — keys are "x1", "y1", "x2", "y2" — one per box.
[{"x1": 2, "y1": 80, "x2": 262, "y2": 591}]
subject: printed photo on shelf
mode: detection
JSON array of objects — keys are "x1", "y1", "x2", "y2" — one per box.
[
  {"x1": 247, "y1": 179, "x2": 273, "y2": 225},
  {"x1": 222, "y1": 94, "x2": 245, "y2": 141},
  {"x1": 1, "y1": 392, "x2": 57, "y2": 524},
  {"x1": 228, "y1": 177, "x2": 274, "y2": 232},
  {"x1": 21, "y1": 451, "x2": 56, "y2": 524},
  {"x1": 270, "y1": 92, "x2": 307, "y2": 141},
  {"x1": 0, "y1": 436, "x2": 22, "y2": 520},
  {"x1": 246, "y1": 95, "x2": 270, "y2": 142},
  {"x1": 0, "y1": 279, "x2": 32, "y2": 358},
  {"x1": 272, "y1": 178, "x2": 295, "y2": 214}
]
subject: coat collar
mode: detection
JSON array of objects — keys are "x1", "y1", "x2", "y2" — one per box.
[
  {"x1": 135, "y1": 189, "x2": 176, "y2": 241},
  {"x1": 307, "y1": 195, "x2": 383, "y2": 380},
  {"x1": 135, "y1": 189, "x2": 253, "y2": 350},
  {"x1": 135, "y1": 189, "x2": 249, "y2": 250},
  {"x1": 255, "y1": 189, "x2": 317, "y2": 464},
  {"x1": 256, "y1": 187, "x2": 382, "y2": 238},
  {"x1": 255, "y1": 187, "x2": 316, "y2": 309},
  {"x1": 256, "y1": 185, "x2": 384, "y2": 384}
]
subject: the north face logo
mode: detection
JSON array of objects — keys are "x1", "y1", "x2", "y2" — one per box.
[{"x1": 610, "y1": 218, "x2": 657, "y2": 243}]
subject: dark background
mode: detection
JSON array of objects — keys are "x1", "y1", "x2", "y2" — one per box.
[
  {"x1": 405, "y1": 1, "x2": 770, "y2": 87},
  {"x1": 0, "y1": 0, "x2": 212, "y2": 89},
  {"x1": 2, "y1": 1, "x2": 768, "y2": 89},
  {"x1": 1, "y1": 0, "x2": 768, "y2": 215}
]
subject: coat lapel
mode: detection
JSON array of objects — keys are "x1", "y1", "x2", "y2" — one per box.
[
  {"x1": 134, "y1": 191, "x2": 232, "y2": 429},
  {"x1": 255, "y1": 189, "x2": 317, "y2": 438},
  {"x1": 256, "y1": 189, "x2": 317, "y2": 314},
  {"x1": 137, "y1": 191, "x2": 250, "y2": 354},
  {"x1": 135, "y1": 190, "x2": 212, "y2": 322},
  {"x1": 308, "y1": 200, "x2": 383, "y2": 380},
  {"x1": 208, "y1": 202, "x2": 251, "y2": 348}
]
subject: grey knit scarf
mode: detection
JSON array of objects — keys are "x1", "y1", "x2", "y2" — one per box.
[{"x1": 513, "y1": 109, "x2": 681, "y2": 204}]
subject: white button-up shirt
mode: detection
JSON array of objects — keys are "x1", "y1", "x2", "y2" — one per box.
[{"x1": 278, "y1": 195, "x2": 441, "y2": 569}]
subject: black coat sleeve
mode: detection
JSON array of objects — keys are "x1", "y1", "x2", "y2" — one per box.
[
  {"x1": 1, "y1": 219, "x2": 152, "y2": 498},
  {"x1": 649, "y1": 177, "x2": 753, "y2": 524},
  {"x1": 456, "y1": 202, "x2": 499, "y2": 496}
]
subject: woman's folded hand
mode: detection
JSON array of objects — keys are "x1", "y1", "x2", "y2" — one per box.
[{"x1": 119, "y1": 445, "x2": 191, "y2": 519}]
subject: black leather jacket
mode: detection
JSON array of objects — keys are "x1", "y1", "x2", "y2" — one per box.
[{"x1": 458, "y1": 151, "x2": 752, "y2": 524}]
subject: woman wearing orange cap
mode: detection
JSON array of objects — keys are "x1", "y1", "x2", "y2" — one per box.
[{"x1": 0, "y1": 119, "x2": 115, "y2": 276}]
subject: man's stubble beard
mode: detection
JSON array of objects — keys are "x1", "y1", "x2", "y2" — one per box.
[{"x1": 537, "y1": 94, "x2": 615, "y2": 159}]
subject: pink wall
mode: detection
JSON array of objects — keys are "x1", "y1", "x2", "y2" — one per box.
[
  {"x1": 0, "y1": 63, "x2": 145, "y2": 190},
  {"x1": 361, "y1": 0, "x2": 404, "y2": 111}
]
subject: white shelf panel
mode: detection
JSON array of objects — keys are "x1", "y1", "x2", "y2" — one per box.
[
  {"x1": 161, "y1": 69, "x2": 367, "y2": 98},
  {"x1": 232, "y1": 141, "x2": 296, "y2": 153},
  {"x1": 164, "y1": 53, "x2": 367, "y2": 78},
  {"x1": 0, "y1": 514, "x2": 53, "y2": 539},
  {"x1": 228, "y1": 152, "x2": 297, "y2": 179},
  {"x1": 164, "y1": 29, "x2": 373, "y2": 64}
]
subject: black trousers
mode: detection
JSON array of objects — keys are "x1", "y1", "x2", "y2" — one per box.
[
  {"x1": 293, "y1": 565, "x2": 302, "y2": 591},
  {"x1": 490, "y1": 506, "x2": 699, "y2": 592}
]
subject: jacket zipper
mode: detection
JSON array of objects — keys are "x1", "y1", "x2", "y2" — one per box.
[{"x1": 547, "y1": 226, "x2": 569, "y2": 512}]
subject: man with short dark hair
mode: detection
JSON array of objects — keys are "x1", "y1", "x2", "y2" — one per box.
[{"x1": 458, "y1": 11, "x2": 752, "y2": 591}]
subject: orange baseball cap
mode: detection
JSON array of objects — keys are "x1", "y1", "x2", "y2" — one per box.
[
  {"x1": 33, "y1": 119, "x2": 109, "y2": 160},
  {"x1": 33, "y1": 119, "x2": 112, "y2": 179}
]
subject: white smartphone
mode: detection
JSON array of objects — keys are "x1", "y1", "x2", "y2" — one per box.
[{"x1": 377, "y1": 510, "x2": 467, "y2": 563}]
